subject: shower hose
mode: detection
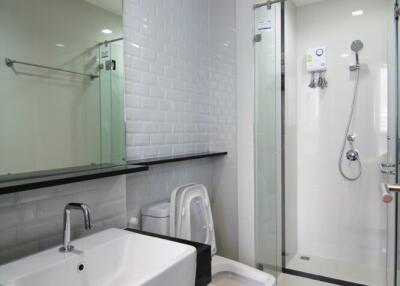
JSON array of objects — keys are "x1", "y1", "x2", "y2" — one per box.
[{"x1": 338, "y1": 68, "x2": 362, "y2": 181}]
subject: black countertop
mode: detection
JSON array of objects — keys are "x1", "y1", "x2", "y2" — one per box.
[
  {"x1": 0, "y1": 164, "x2": 148, "y2": 195},
  {"x1": 126, "y1": 228, "x2": 212, "y2": 286},
  {"x1": 0, "y1": 152, "x2": 228, "y2": 196},
  {"x1": 0, "y1": 151, "x2": 228, "y2": 196}
]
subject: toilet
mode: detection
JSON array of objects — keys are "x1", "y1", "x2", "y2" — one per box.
[{"x1": 141, "y1": 184, "x2": 276, "y2": 286}]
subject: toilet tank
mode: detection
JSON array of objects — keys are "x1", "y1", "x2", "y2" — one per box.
[{"x1": 141, "y1": 201, "x2": 170, "y2": 235}]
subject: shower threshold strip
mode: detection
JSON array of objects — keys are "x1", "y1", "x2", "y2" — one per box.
[{"x1": 283, "y1": 268, "x2": 368, "y2": 286}]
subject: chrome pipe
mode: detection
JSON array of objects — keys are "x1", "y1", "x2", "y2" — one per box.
[{"x1": 5, "y1": 57, "x2": 99, "y2": 80}]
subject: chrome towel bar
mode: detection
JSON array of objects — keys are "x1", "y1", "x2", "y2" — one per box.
[{"x1": 5, "y1": 57, "x2": 99, "y2": 80}]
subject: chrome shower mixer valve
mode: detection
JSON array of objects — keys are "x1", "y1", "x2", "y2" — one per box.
[{"x1": 346, "y1": 149, "x2": 359, "y2": 162}]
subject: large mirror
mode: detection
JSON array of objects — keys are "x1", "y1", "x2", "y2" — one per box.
[{"x1": 0, "y1": 0, "x2": 125, "y2": 181}]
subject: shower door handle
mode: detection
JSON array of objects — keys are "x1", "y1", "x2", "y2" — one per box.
[
  {"x1": 381, "y1": 183, "x2": 400, "y2": 204},
  {"x1": 381, "y1": 183, "x2": 396, "y2": 203},
  {"x1": 383, "y1": 183, "x2": 400, "y2": 193}
]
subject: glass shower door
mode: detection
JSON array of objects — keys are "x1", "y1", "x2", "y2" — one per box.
[{"x1": 254, "y1": 3, "x2": 282, "y2": 278}]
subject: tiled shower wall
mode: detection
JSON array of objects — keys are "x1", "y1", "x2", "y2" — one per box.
[
  {"x1": 123, "y1": 0, "x2": 238, "y2": 259},
  {"x1": 0, "y1": 176, "x2": 126, "y2": 264}
]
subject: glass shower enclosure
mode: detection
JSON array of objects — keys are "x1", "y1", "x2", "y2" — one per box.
[{"x1": 254, "y1": 0, "x2": 400, "y2": 285}]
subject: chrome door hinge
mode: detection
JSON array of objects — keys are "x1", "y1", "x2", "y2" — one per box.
[{"x1": 380, "y1": 163, "x2": 396, "y2": 175}]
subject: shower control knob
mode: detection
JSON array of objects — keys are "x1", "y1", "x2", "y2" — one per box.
[{"x1": 346, "y1": 149, "x2": 359, "y2": 161}]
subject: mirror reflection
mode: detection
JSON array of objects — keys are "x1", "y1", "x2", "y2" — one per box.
[{"x1": 0, "y1": 0, "x2": 125, "y2": 180}]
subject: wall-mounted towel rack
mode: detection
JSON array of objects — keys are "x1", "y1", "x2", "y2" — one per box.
[
  {"x1": 97, "y1": 37, "x2": 123, "y2": 47},
  {"x1": 5, "y1": 57, "x2": 99, "y2": 80}
]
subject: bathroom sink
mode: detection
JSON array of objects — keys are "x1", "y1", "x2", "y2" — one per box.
[{"x1": 0, "y1": 228, "x2": 196, "y2": 286}]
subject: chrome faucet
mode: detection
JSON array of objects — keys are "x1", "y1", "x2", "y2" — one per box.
[{"x1": 59, "y1": 203, "x2": 92, "y2": 252}]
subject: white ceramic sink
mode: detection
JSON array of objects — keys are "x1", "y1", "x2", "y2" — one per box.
[{"x1": 0, "y1": 228, "x2": 196, "y2": 286}]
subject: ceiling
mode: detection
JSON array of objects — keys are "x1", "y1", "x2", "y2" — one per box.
[
  {"x1": 84, "y1": 0, "x2": 122, "y2": 16},
  {"x1": 291, "y1": 0, "x2": 328, "y2": 7}
]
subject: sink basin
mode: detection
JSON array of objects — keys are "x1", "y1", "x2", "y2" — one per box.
[{"x1": 0, "y1": 228, "x2": 196, "y2": 286}]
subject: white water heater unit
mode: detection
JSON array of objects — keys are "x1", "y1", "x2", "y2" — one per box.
[{"x1": 306, "y1": 47, "x2": 327, "y2": 72}]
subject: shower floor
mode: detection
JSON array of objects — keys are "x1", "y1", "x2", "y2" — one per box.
[{"x1": 286, "y1": 254, "x2": 386, "y2": 286}]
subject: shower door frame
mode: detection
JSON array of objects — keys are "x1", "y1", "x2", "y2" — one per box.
[{"x1": 392, "y1": 1, "x2": 399, "y2": 285}]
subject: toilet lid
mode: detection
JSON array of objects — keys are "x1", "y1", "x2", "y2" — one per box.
[
  {"x1": 175, "y1": 184, "x2": 217, "y2": 255},
  {"x1": 169, "y1": 183, "x2": 196, "y2": 236}
]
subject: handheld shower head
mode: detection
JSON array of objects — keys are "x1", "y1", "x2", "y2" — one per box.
[
  {"x1": 351, "y1": 40, "x2": 364, "y2": 53},
  {"x1": 349, "y1": 40, "x2": 364, "y2": 71}
]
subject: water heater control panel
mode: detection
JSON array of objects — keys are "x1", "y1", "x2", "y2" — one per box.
[{"x1": 306, "y1": 47, "x2": 327, "y2": 72}]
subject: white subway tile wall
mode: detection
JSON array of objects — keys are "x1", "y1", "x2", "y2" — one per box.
[
  {"x1": 123, "y1": 0, "x2": 211, "y2": 160},
  {"x1": 123, "y1": 0, "x2": 238, "y2": 259},
  {"x1": 208, "y1": 0, "x2": 238, "y2": 259},
  {"x1": 0, "y1": 176, "x2": 126, "y2": 264}
]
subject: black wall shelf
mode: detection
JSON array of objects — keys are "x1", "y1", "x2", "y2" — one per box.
[
  {"x1": 127, "y1": 151, "x2": 228, "y2": 166},
  {"x1": 0, "y1": 165, "x2": 148, "y2": 195},
  {"x1": 0, "y1": 151, "x2": 228, "y2": 195}
]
